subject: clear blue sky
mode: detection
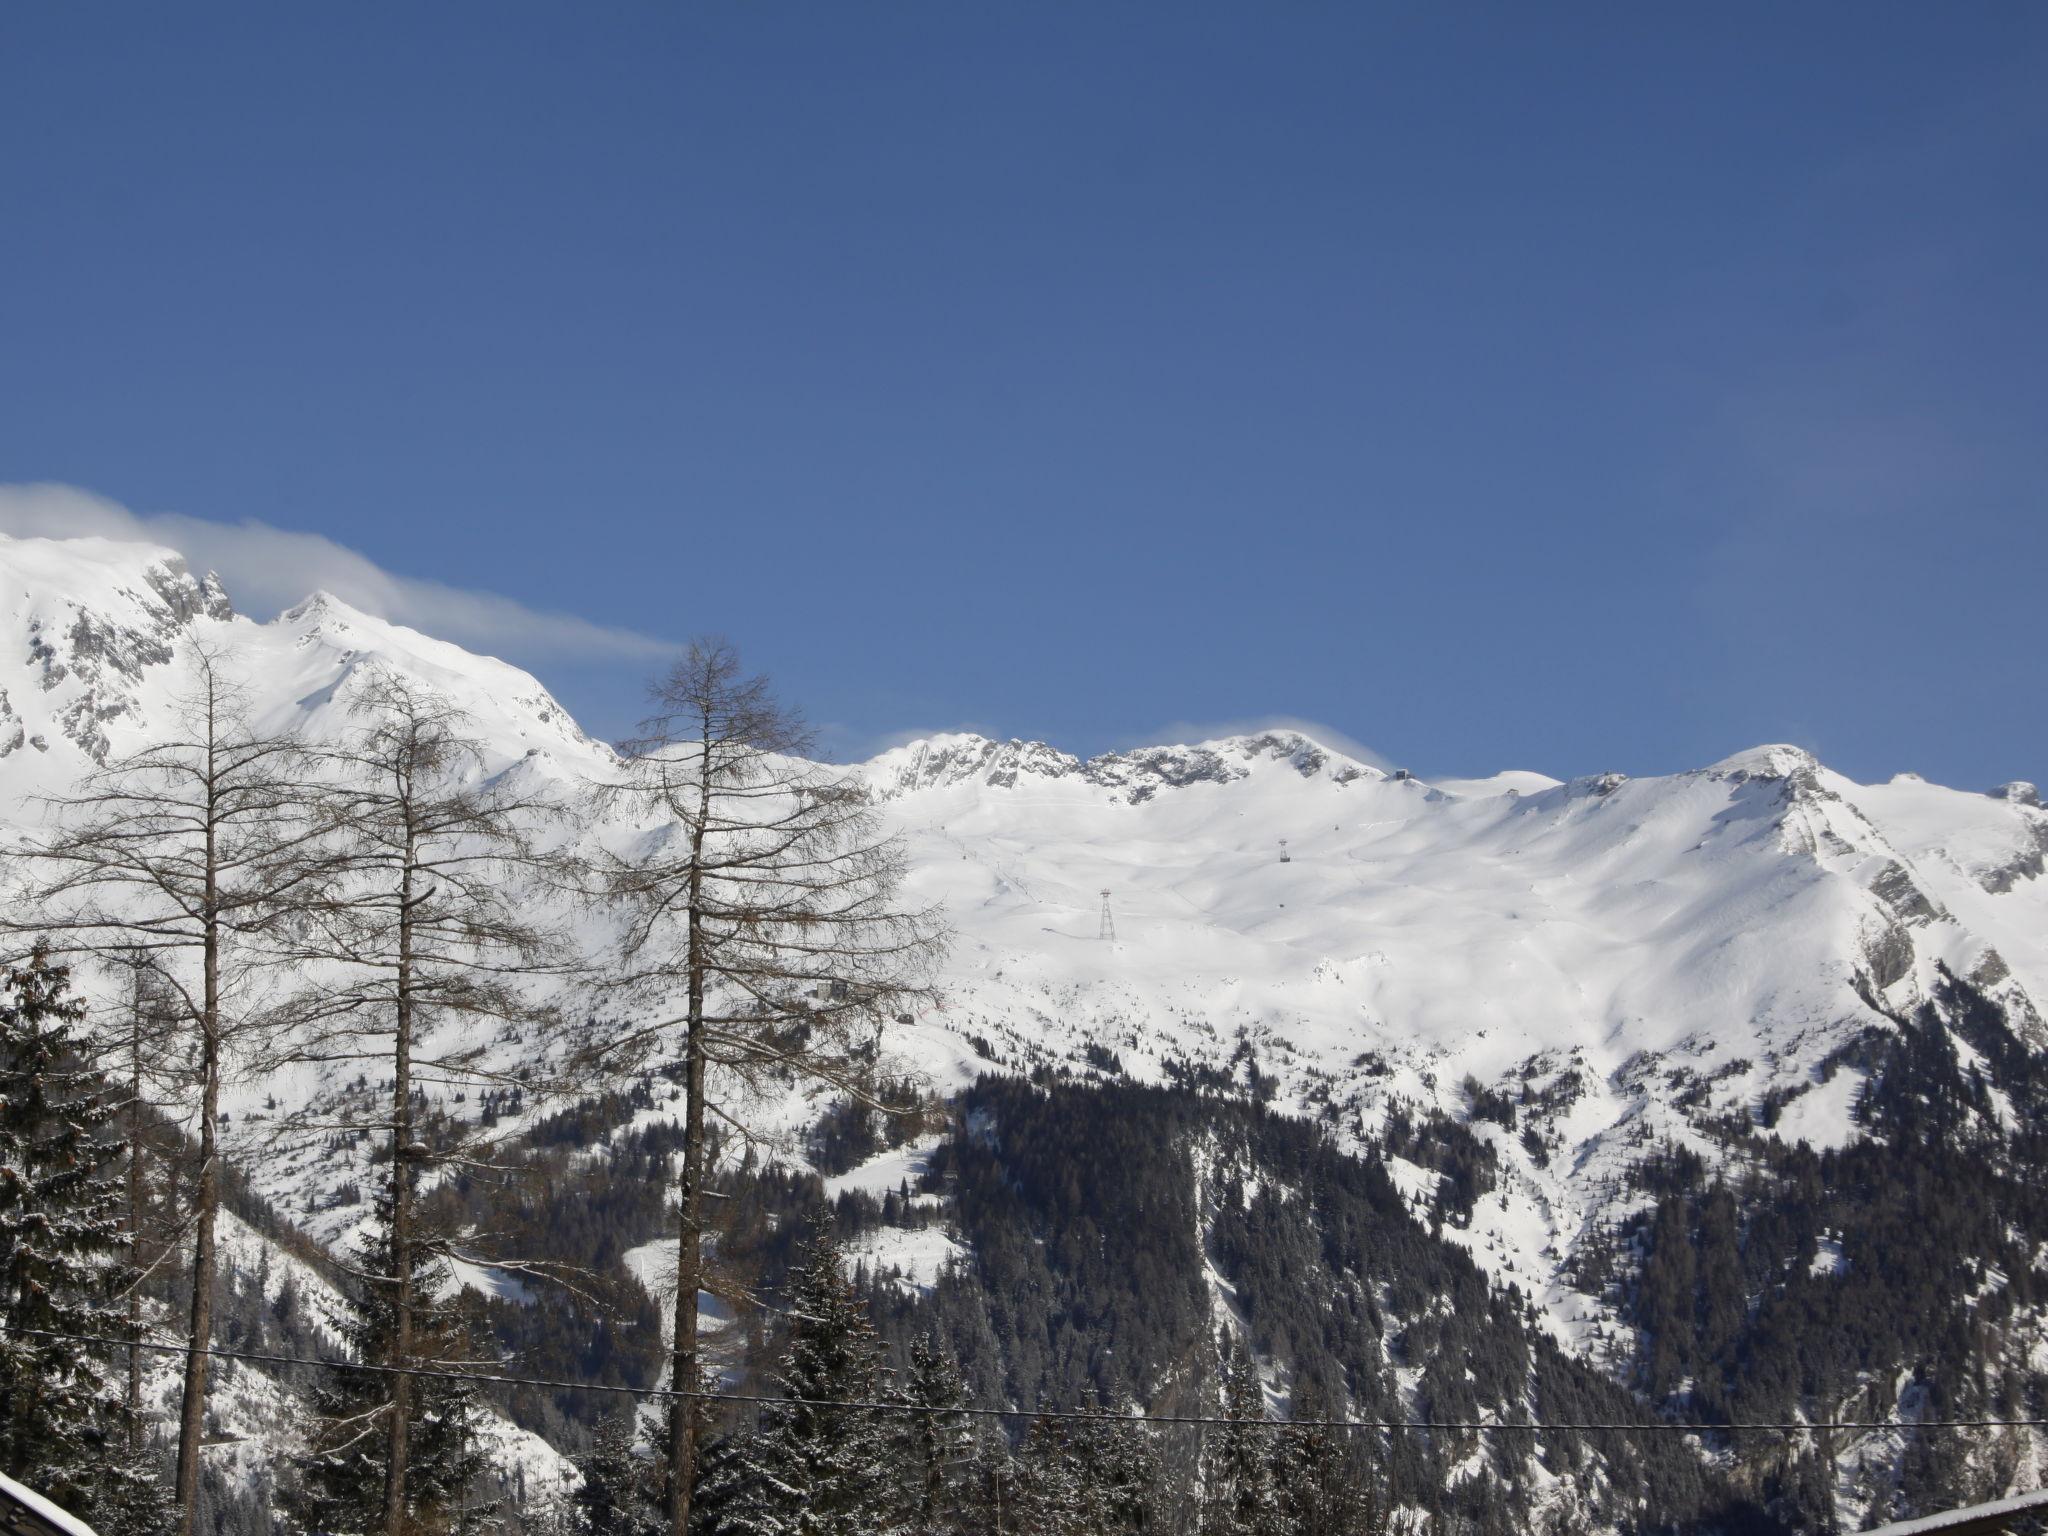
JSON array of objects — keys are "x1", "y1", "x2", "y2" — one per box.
[{"x1": 3, "y1": 4, "x2": 2043, "y2": 785}]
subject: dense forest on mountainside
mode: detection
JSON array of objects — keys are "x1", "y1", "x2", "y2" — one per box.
[
  {"x1": 17, "y1": 888, "x2": 2048, "y2": 1534},
  {"x1": 61, "y1": 923, "x2": 2027, "y2": 1535}
]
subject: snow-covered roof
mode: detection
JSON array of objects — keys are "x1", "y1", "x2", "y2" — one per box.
[
  {"x1": 1861, "y1": 1488, "x2": 2048, "y2": 1536},
  {"x1": 0, "y1": 1472, "x2": 100, "y2": 1536}
]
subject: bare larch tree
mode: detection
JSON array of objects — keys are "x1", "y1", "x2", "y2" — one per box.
[
  {"x1": 279, "y1": 668, "x2": 569, "y2": 1536},
  {"x1": 6, "y1": 644, "x2": 333, "y2": 1534},
  {"x1": 107, "y1": 958, "x2": 180, "y2": 1464},
  {"x1": 595, "y1": 637, "x2": 949, "y2": 1536}
]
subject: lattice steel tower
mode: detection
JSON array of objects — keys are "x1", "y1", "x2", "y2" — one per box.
[{"x1": 1098, "y1": 889, "x2": 1115, "y2": 942}]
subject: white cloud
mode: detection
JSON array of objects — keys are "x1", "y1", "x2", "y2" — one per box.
[{"x1": 0, "y1": 482, "x2": 672, "y2": 662}]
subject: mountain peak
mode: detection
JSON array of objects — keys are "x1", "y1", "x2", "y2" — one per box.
[
  {"x1": 1704, "y1": 743, "x2": 1823, "y2": 784},
  {"x1": 862, "y1": 726, "x2": 1384, "y2": 802},
  {"x1": 278, "y1": 589, "x2": 374, "y2": 631}
]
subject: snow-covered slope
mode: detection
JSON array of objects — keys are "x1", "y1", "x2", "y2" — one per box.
[
  {"x1": 845, "y1": 726, "x2": 2041, "y2": 1340},
  {"x1": 872, "y1": 728, "x2": 2046, "y2": 1135},
  {"x1": 5, "y1": 529, "x2": 2048, "y2": 1407}
]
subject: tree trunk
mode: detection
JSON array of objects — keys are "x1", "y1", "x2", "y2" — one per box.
[
  {"x1": 173, "y1": 1071, "x2": 219, "y2": 1530},
  {"x1": 173, "y1": 923, "x2": 219, "y2": 1535},
  {"x1": 382, "y1": 861, "x2": 418, "y2": 1536},
  {"x1": 668, "y1": 1022, "x2": 706, "y2": 1535},
  {"x1": 669, "y1": 771, "x2": 712, "y2": 1536},
  {"x1": 126, "y1": 979, "x2": 145, "y2": 1457}
]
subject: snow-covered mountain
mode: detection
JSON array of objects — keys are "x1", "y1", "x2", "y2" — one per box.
[
  {"x1": 8, "y1": 528, "x2": 2048, "y2": 1303},
  {"x1": 0, "y1": 532, "x2": 604, "y2": 786},
  {"x1": 9, "y1": 530, "x2": 2048, "y2": 1525}
]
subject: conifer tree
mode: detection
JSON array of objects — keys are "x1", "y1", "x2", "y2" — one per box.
[
  {"x1": 573, "y1": 1408, "x2": 662, "y2": 1536},
  {"x1": 1199, "y1": 1340, "x2": 1282, "y2": 1536},
  {"x1": 1270, "y1": 1382, "x2": 1394, "y2": 1536},
  {"x1": 91, "y1": 1450, "x2": 176, "y2": 1536},
  {"x1": 284, "y1": 668, "x2": 566, "y2": 1536},
  {"x1": 292, "y1": 1203, "x2": 494, "y2": 1534},
  {"x1": 691, "y1": 1427, "x2": 795, "y2": 1536},
  {"x1": 1071, "y1": 1402, "x2": 1159, "y2": 1534},
  {"x1": 103, "y1": 958, "x2": 179, "y2": 1536},
  {"x1": 698, "y1": 1224, "x2": 892, "y2": 1536},
  {"x1": 778, "y1": 1228, "x2": 893, "y2": 1535},
  {"x1": 1014, "y1": 1414, "x2": 1090, "y2": 1536},
  {"x1": 893, "y1": 1332, "x2": 979, "y2": 1535},
  {"x1": 0, "y1": 943, "x2": 154, "y2": 1518},
  {"x1": 1014, "y1": 1404, "x2": 1157, "y2": 1536}
]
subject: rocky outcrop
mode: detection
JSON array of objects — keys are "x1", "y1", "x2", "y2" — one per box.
[{"x1": 11, "y1": 551, "x2": 233, "y2": 762}]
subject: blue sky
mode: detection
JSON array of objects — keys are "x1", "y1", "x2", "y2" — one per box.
[{"x1": 3, "y1": 4, "x2": 2043, "y2": 786}]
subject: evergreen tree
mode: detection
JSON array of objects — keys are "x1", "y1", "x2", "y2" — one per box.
[
  {"x1": 691, "y1": 1427, "x2": 796, "y2": 1536},
  {"x1": 292, "y1": 1204, "x2": 494, "y2": 1534},
  {"x1": 699, "y1": 1226, "x2": 892, "y2": 1536},
  {"x1": 93, "y1": 1447, "x2": 177, "y2": 1536},
  {"x1": 1270, "y1": 1383, "x2": 1393, "y2": 1536},
  {"x1": 1009, "y1": 1402, "x2": 1158, "y2": 1536},
  {"x1": 0, "y1": 943, "x2": 149, "y2": 1518},
  {"x1": 893, "y1": 1333, "x2": 978, "y2": 1534},
  {"x1": 572, "y1": 1407, "x2": 662, "y2": 1536},
  {"x1": 1199, "y1": 1340, "x2": 1282, "y2": 1536},
  {"x1": 1069, "y1": 1403, "x2": 1160, "y2": 1534},
  {"x1": 1013, "y1": 1415, "x2": 1090, "y2": 1536}
]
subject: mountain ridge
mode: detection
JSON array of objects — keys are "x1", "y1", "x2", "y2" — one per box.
[{"x1": 8, "y1": 528, "x2": 2048, "y2": 1528}]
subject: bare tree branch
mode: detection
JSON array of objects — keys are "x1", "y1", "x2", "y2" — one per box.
[{"x1": 585, "y1": 636, "x2": 950, "y2": 1534}]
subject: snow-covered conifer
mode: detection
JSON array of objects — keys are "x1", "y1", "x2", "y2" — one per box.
[
  {"x1": 0, "y1": 944, "x2": 144, "y2": 1517},
  {"x1": 573, "y1": 1407, "x2": 662, "y2": 1536},
  {"x1": 891, "y1": 1332, "x2": 981, "y2": 1535},
  {"x1": 700, "y1": 1224, "x2": 894, "y2": 1536},
  {"x1": 1199, "y1": 1340, "x2": 1282, "y2": 1536}
]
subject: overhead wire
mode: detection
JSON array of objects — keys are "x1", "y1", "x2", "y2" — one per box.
[{"x1": 13, "y1": 1326, "x2": 2043, "y2": 1436}]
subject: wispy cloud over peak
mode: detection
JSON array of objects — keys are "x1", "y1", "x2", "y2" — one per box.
[{"x1": 0, "y1": 483, "x2": 674, "y2": 663}]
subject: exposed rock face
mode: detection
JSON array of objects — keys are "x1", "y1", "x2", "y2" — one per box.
[
  {"x1": 876, "y1": 735, "x2": 1084, "y2": 793},
  {"x1": 1976, "y1": 829, "x2": 2047, "y2": 895},
  {"x1": 145, "y1": 556, "x2": 234, "y2": 626},
  {"x1": 1706, "y1": 743, "x2": 1824, "y2": 790},
  {"x1": 1865, "y1": 858, "x2": 1950, "y2": 928},
  {"x1": 11, "y1": 552, "x2": 233, "y2": 762}
]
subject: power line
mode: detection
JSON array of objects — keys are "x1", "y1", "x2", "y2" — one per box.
[{"x1": 14, "y1": 1327, "x2": 2045, "y2": 1437}]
